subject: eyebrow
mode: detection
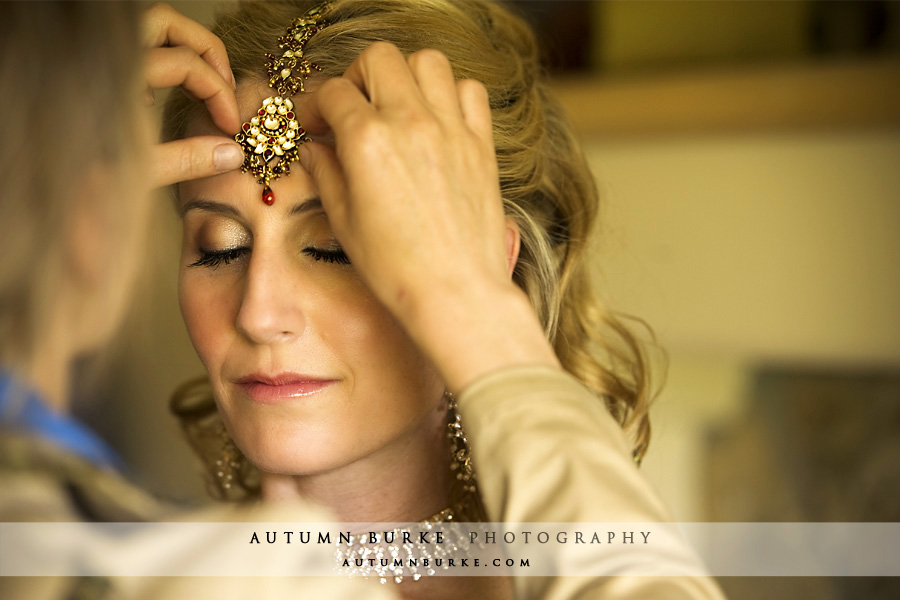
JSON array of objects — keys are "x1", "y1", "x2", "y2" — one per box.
[
  {"x1": 290, "y1": 197, "x2": 323, "y2": 215},
  {"x1": 180, "y1": 197, "x2": 323, "y2": 218},
  {"x1": 179, "y1": 199, "x2": 240, "y2": 218}
]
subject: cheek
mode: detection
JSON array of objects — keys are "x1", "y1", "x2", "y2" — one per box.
[
  {"x1": 317, "y1": 282, "x2": 419, "y2": 374},
  {"x1": 316, "y1": 278, "x2": 441, "y2": 421},
  {"x1": 178, "y1": 267, "x2": 240, "y2": 375}
]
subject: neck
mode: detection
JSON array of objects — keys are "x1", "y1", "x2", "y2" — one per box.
[
  {"x1": 23, "y1": 301, "x2": 74, "y2": 413},
  {"x1": 26, "y1": 353, "x2": 68, "y2": 413},
  {"x1": 263, "y1": 402, "x2": 452, "y2": 523}
]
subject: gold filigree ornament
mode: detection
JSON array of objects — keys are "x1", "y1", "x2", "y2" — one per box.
[
  {"x1": 235, "y1": 2, "x2": 330, "y2": 204},
  {"x1": 235, "y1": 96, "x2": 309, "y2": 205},
  {"x1": 266, "y1": 3, "x2": 329, "y2": 97}
]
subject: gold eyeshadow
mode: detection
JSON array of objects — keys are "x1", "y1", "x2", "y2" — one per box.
[
  {"x1": 196, "y1": 216, "x2": 251, "y2": 250},
  {"x1": 188, "y1": 208, "x2": 344, "y2": 255}
]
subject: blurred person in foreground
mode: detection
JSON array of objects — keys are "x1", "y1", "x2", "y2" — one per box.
[{"x1": 0, "y1": 3, "x2": 391, "y2": 599}]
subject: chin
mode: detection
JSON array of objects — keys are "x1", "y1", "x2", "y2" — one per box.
[{"x1": 238, "y1": 431, "x2": 353, "y2": 477}]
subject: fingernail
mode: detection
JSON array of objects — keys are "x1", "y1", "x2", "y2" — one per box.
[{"x1": 214, "y1": 143, "x2": 244, "y2": 171}]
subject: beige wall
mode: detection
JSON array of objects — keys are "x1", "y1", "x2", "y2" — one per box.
[
  {"x1": 589, "y1": 129, "x2": 900, "y2": 366},
  {"x1": 586, "y1": 129, "x2": 900, "y2": 519}
]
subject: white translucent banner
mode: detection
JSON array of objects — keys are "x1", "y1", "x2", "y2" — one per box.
[{"x1": 1, "y1": 522, "x2": 898, "y2": 577}]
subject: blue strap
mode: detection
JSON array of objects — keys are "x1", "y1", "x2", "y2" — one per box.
[{"x1": 0, "y1": 370, "x2": 126, "y2": 472}]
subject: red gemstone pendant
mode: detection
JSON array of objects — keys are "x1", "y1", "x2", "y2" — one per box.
[{"x1": 262, "y1": 186, "x2": 275, "y2": 205}]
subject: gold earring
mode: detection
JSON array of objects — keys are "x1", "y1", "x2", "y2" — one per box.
[
  {"x1": 215, "y1": 422, "x2": 241, "y2": 492},
  {"x1": 445, "y1": 391, "x2": 488, "y2": 521},
  {"x1": 446, "y1": 392, "x2": 477, "y2": 495}
]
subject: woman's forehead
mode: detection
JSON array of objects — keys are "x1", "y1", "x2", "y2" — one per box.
[{"x1": 184, "y1": 80, "x2": 280, "y2": 138}]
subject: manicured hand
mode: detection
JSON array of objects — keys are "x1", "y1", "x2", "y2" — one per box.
[
  {"x1": 143, "y1": 2, "x2": 244, "y2": 187},
  {"x1": 298, "y1": 43, "x2": 559, "y2": 392}
]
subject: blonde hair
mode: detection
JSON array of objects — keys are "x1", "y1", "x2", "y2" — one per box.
[
  {"x1": 0, "y1": 3, "x2": 146, "y2": 374},
  {"x1": 167, "y1": 0, "x2": 655, "y2": 502}
]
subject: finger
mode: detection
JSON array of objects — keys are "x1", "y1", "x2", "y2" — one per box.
[
  {"x1": 297, "y1": 141, "x2": 349, "y2": 229},
  {"x1": 456, "y1": 79, "x2": 494, "y2": 147},
  {"x1": 339, "y1": 42, "x2": 422, "y2": 109},
  {"x1": 142, "y1": 2, "x2": 235, "y2": 89},
  {"x1": 300, "y1": 43, "x2": 422, "y2": 137},
  {"x1": 407, "y1": 49, "x2": 461, "y2": 117},
  {"x1": 298, "y1": 76, "x2": 374, "y2": 138},
  {"x1": 149, "y1": 138, "x2": 244, "y2": 188},
  {"x1": 145, "y1": 46, "x2": 240, "y2": 134}
]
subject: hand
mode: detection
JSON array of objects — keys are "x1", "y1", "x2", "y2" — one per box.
[
  {"x1": 142, "y1": 2, "x2": 244, "y2": 188},
  {"x1": 298, "y1": 43, "x2": 559, "y2": 391},
  {"x1": 299, "y1": 43, "x2": 508, "y2": 318}
]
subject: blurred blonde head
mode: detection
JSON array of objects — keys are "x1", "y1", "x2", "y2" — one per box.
[
  {"x1": 0, "y1": 2, "x2": 149, "y2": 400},
  {"x1": 166, "y1": 0, "x2": 655, "y2": 500}
]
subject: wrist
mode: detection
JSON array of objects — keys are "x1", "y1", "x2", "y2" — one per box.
[{"x1": 400, "y1": 278, "x2": 561, "y2": 392}]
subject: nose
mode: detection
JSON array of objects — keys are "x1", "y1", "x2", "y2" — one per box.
[{"x1": 235, "y1": 245, "x2": 305, "y2": 345}]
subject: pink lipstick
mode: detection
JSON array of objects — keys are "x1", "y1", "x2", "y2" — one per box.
[{"x1": 236, "y1": 373, "x2": 337, "y2": 404}]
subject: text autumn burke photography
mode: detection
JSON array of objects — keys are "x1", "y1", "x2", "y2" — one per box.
[
  {"x1": 247, "y1": 526, "x2": 656, "y2": 576},
  {"x1": 247, "y1": 528, "x2": 654, "y2": 546}
]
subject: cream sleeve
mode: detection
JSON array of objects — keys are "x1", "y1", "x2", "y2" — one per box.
[{"x1": 456, "y1": 365, "x2": 726, "y2": 600}]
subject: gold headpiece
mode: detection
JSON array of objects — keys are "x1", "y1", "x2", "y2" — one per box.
[{"x1": 234, "y1": 2, "x2": 330, "y2": 205}]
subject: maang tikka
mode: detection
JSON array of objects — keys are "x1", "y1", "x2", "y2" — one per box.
[{"x1": 234, "y1": 2, "x2": 331, "y2": 205}]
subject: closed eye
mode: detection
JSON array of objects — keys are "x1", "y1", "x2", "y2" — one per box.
[
  {"x1": 303, "y1": 247, "x2": 351, "y2": 265},
  {"x1": 188, "y1": 247, "x2": 249, "y2": 268}
]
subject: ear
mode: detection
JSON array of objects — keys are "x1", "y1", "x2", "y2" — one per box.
[{"x1": 504, "y1": 217, "x2": 521, "y2": 279}]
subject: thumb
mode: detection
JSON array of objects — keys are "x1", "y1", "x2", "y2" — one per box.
[
  {"x1": 298, "y1": 141, "x2": 349, "y2": 225},
  {"x1": 150, "y1": 138, "x2": 244, "y2": 188}
]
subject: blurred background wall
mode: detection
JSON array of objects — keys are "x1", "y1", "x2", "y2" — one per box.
[{"x1": 79, "y1": 2, "x2": 900, "y2": 597}]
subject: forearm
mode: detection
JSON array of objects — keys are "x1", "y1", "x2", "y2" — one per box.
[{"x1": 457, "y1": 366, "x2": 727, "y2": 600}]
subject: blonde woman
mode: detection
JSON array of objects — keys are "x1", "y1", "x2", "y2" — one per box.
[{"x1": 165, "y1": 1, "x2": 725, "y2": 598}]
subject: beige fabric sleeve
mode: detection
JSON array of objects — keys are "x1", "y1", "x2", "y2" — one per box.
[{"x1": 457, "y1": 365, "x2": 726, "y2": 600}]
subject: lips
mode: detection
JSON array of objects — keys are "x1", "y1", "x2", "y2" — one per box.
[{"x1": 235, "y1": 373, "x2": 338, "y2": 404}]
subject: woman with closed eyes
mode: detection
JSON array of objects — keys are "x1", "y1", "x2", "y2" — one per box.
[{"x1": 165, "y1": 1, "x2": 726, "y2": 598}]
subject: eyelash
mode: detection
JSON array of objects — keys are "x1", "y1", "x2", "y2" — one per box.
[
  {"x1": 188, "y1": 247, "x2": 248, "y2": 268},
  {"x1": 304, "y1": 247, "x2": 351, "y2": 265},
  {"x1": 188, "y1": 247, "x2": 350, "y2": 268}
]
